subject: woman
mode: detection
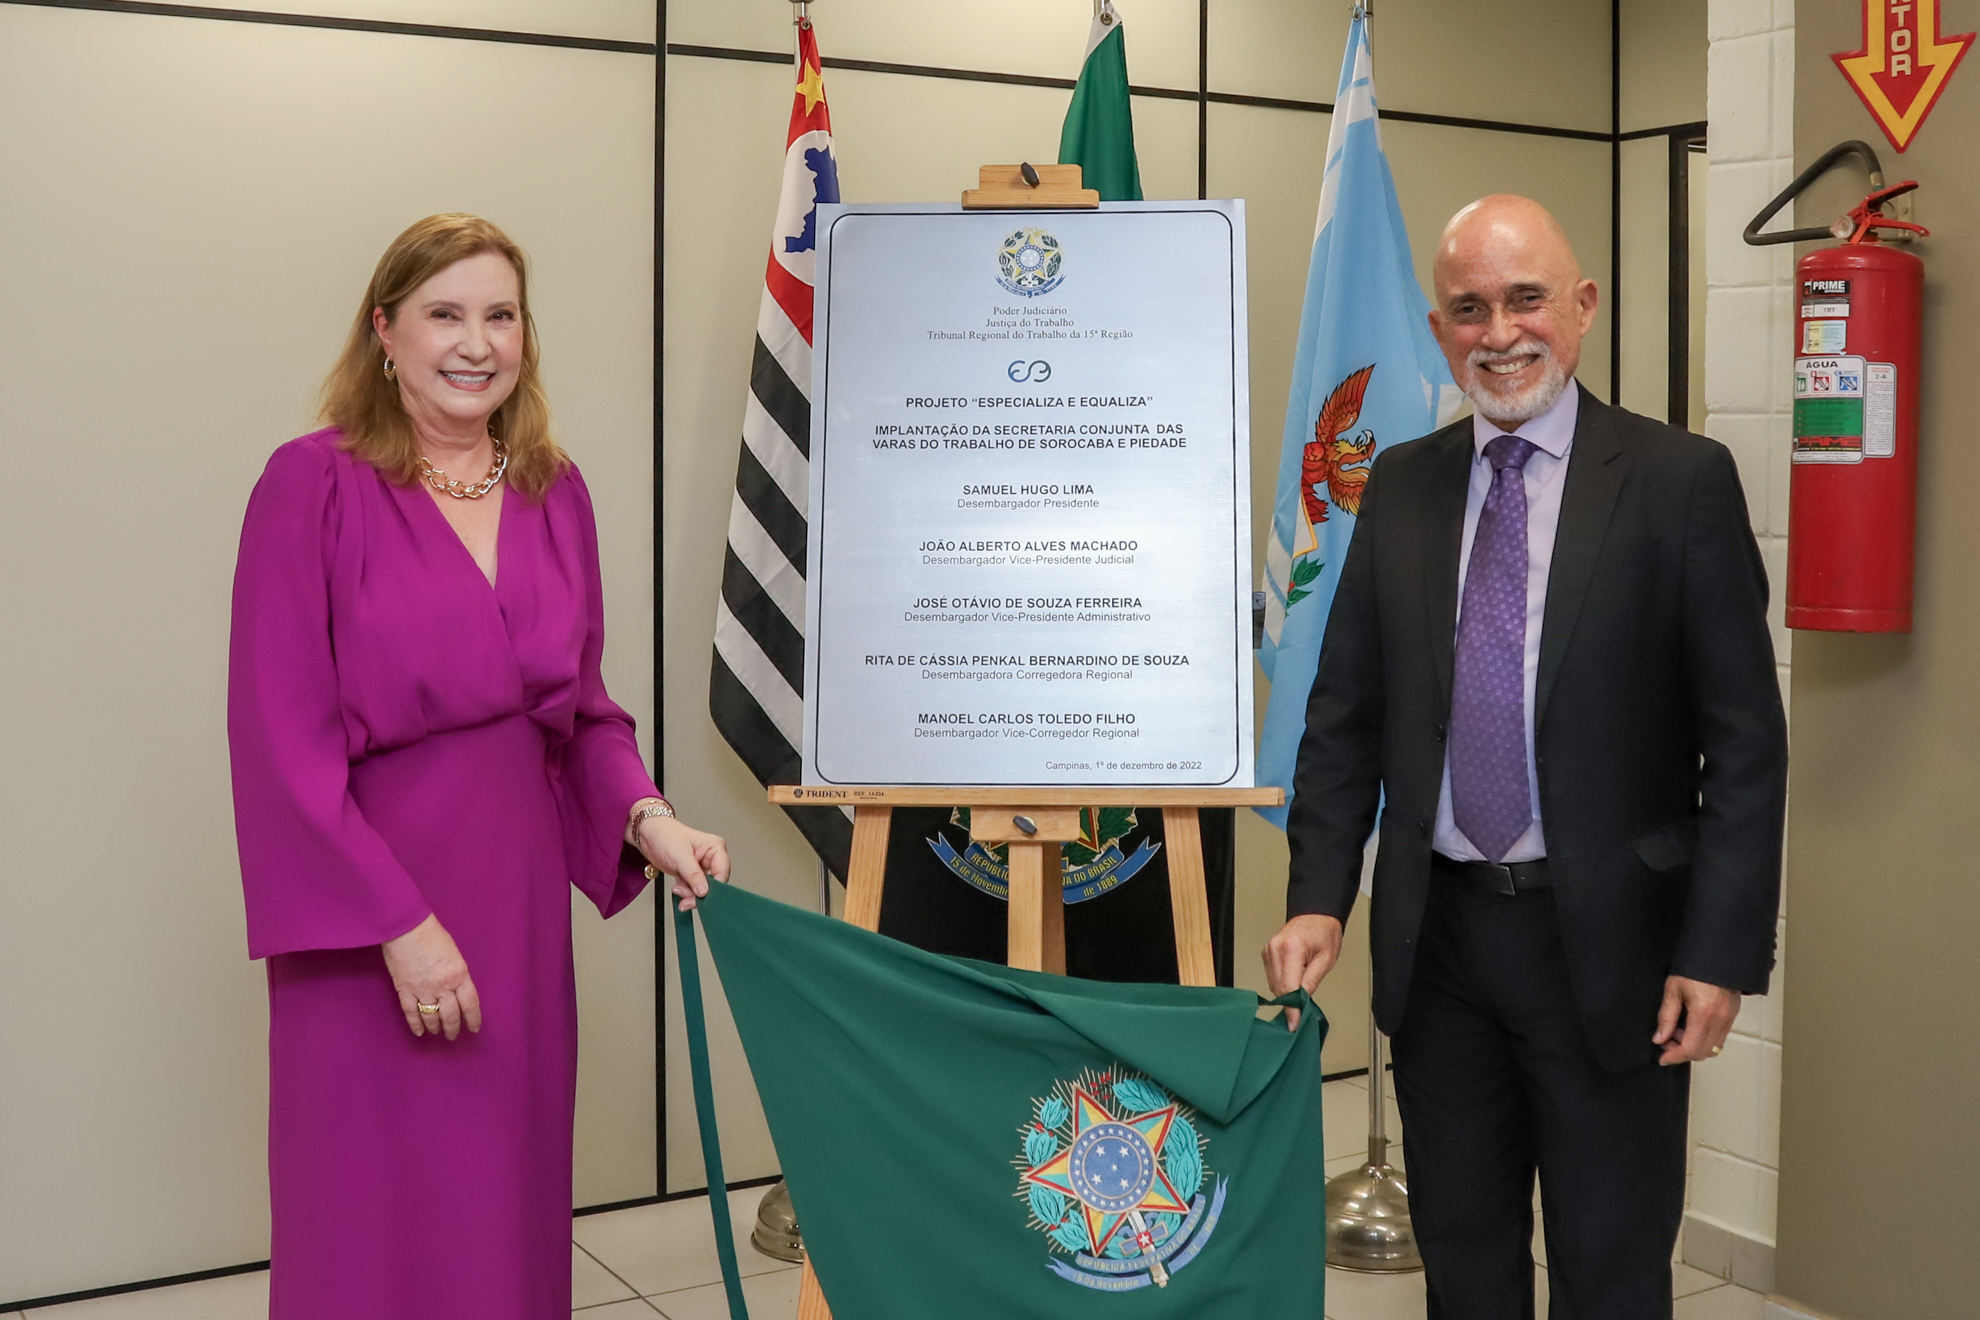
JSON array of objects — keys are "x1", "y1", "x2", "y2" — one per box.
[{"x1": 228, "y1": 213, "x2": 719, "y2": 1319}]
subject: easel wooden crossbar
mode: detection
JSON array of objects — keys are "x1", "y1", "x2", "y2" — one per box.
[{"x1": 768, "y1": 785, "x2": 1282, "y2": 1318}]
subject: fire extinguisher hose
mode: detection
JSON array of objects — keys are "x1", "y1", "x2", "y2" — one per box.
[{"x1": 1744, "y1": 140, "x2": 1885, "y2": 246}]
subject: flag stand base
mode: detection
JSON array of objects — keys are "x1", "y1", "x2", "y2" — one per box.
[
  {"x1": 769, "y1": 784, "x2": 1282, "y2": 1319},
  {"x1": 1324, "y1": 986, "x2": 1423, "y2": 1272},
  {"x1": 750, "y1": 1181, "x2": 804, "y2": 1263}
]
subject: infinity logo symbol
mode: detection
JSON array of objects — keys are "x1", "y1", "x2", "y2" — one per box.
[{"x1": 1007, "y1": 359, "x2": 1052, "y2": 383}]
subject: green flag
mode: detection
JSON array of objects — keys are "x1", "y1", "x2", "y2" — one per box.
[
  {"x1": 690, "y1": 882, "x2": 1327, "y2": 1316},
  {"x1": 1059, "y1": 0, "x2": 1143, "y2": 201}
]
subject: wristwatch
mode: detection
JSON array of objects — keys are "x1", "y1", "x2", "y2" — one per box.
[{"x1": 627, "y1": 797, "x2": 676, "y2": 844}]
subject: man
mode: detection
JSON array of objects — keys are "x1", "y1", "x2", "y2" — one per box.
[{"x1": 1265, "y1": 195, "x2": 1787, "y2": 1317}]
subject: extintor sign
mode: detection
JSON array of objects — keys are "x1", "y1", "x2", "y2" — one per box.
[{"x1": 1834, "y1": 0, "x2": 1975, "y2": 151}]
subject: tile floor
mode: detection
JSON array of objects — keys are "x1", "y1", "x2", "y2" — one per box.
[{"x1": 12, "y1": 1078, "x2": 1768, "y2": 1319}]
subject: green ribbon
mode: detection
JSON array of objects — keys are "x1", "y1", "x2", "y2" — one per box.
[{"x1": 675, "y1": 892, "x2": 752, "y2": 1320}]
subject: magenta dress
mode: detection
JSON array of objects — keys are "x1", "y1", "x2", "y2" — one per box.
[{"x1": 227, "y1": 429, "x2": 657, "y2": 1319}]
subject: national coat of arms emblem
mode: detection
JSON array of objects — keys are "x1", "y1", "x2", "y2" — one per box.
[
  {"x1": 1016, "y1": 1066, "x2": 1227, "y2": 1291},
  {"x1": 929, "y1": 806, "x2": 1161, "y2": 904},
  {"x1": 996, "y1": 227, "x2": 1066, "y2": 297}
]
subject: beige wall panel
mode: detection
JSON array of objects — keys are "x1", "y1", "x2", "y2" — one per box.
[
  {"x1": 1115, "y1": 92, "x2": 1202, "y2": 202},
  {"x1": 1618, "y1": 134, "x2": 1672, "y2": 419},
  {"x1": 656, "y1": 48, "x2": 1198, "y2": 1191},
  {"x1": 1774, "y1": 5, "x2": 1980, "y2": 1315},
  {"x1": 663, "y1": 0, "x2": 805, "y2": 54},
  {"x1": 1614, "y1": 0, "x2": 1707, "y2": 430},
  {"x1": 669, "y1": 0, "x2": 1202, "y2": 90},
  {"x1": 659, "y1": 51, "x2": 808, "y2": 1192},
  {"x1": 1208, "y1": 0, "x2": 1611, "y2": 134},
  {"x1": 162, "y1": 0, "x2": 657, "y2": 42},
  {"x1": 826, "y1": 67, "x2": 1198, "y2": 204},
  {"x1": 0, "y1": 7, "x2": 656, "y2": 1300},
  {"x1": 1205, "y1": 101, "x2": 1326, "y2": 569},
  {"x1": 1688, "y1": 145, "x2": 1707, "y2": 432},
  {"x1": 1619, "y1": 0, "x2": 1706, "y2": 130}
]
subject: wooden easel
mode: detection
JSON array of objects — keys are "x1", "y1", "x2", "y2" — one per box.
[
  {"x1": 779, "y1": 161, "x2": 1272, "y2": 1317},
  {"x1": 771, "y1": 785, "x2": 1283, "y2": 1318}
]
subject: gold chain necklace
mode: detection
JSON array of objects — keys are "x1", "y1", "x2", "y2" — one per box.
[{"x1": 416, "y1": 436, "x2": 508, "y2": 499}]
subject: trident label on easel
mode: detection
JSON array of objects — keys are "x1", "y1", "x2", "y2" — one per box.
[{"x1": 803, "y1": 202, "x2": 1254, "y2": 786}]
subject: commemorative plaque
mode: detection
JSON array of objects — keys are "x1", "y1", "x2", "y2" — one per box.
[{"x1": 800, "y1": 202, "x2": 1253, "y2": 787}]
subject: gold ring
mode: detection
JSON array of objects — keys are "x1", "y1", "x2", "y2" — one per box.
[
  {"x1": 417, "y1": 1001, "x2": 441, "y2": 1015},
  {"x1": 1710, "y1": 1044, "x2": 1723, "y2": 1056}
]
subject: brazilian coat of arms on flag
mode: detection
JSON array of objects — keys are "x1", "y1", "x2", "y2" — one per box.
[
  {"x1": 690, "y1": 882, "x2": 1327, "y2": 1317},
  {"x1": 1017, "y1": 1067, "x2": 1225, "y2": 1291}
]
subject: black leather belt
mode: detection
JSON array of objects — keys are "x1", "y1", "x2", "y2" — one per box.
[{"x1": 1431, "y1": 851, "x2": 1552, "y2": 896}]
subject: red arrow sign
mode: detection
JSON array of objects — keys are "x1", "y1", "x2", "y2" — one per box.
[{"x1": 1834, "y1": 0, "x2": 1974, "y2": 151}]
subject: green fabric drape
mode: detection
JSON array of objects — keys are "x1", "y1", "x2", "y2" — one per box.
[
  {"x1": 686, "y1": 883, "x2": 1327, "y2": 1317},
  {"x1": 675, "y1": 898, "x2": 752, "y2": 1319}
]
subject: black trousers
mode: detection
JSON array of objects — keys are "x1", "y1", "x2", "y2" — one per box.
[{"x1": 1389, "y1": 874, "x2": 1689, "y2": 1320}]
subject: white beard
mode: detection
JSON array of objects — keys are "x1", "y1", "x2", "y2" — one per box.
[{"x1": 1461, "y1": 339, "x2": 1571, "y2": 424}]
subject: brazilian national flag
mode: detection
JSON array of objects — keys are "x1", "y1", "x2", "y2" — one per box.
[
  {"x1": 1059, "y1": 0, "x2": 1142, "y2": 201},
  {"x1": 691, "y1": 883, "x2": 1327, "y2": 1317}
]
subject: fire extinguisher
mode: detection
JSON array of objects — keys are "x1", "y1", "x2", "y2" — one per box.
[{"x1": 1745, "y1": 140, "x2": 1927, "y2": 633}]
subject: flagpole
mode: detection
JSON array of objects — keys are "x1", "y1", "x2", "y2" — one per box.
[{"x1": 754, "y1": 0, "x2": 822, "y2": 1268}]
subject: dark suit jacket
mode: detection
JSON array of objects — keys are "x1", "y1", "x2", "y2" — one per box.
[{"x1": 1285, "y1": 384, "x2": 1788, "y2": 1069}]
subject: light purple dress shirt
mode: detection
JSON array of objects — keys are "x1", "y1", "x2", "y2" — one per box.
[{"x1": 1433, "y1": 383, "x2": 1580, "y2": 864}]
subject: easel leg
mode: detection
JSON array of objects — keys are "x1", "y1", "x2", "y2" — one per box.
[
  {"x1": 796, "y1": 805, "x2": 894, "y2": 1319},
  {"x1": 797, "y1": 1257, "x2": 831, "y2": 1319},
  {"x1": 1006, "y1": 840, "x2": 1065, "y2": 973},
  {"x1": 1040, "y1": 843, "x2": 1065, "y2": 976},
  {"x1": 1163, "y1": 807, "x2": 1217, "y2": 987},
  {"x1": 841, "y1": 805, "x2": 891, "y2": 932}
]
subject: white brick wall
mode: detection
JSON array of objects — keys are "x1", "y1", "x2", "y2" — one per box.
[{"x1": 1690, "y1": 0, "x2": 1793, "y2": 1287}]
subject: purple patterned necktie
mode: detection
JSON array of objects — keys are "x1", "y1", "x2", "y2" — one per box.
[{"x1": 1449, "y1": 434, "x2": 1537, "y2": 863}]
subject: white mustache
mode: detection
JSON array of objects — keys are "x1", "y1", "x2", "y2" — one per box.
[{"x1": 1468, "y1": 339, "x2": 1551, "y2": 372}]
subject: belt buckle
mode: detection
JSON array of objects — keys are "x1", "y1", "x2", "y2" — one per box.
[{"x1": 1480, "y1": 862, "x2": 1517, "y2": 896}]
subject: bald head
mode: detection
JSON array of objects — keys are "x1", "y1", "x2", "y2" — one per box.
[
  {"x1": 1427, "y1": 194, "x2": 1599, "y2": 427},
  {"x1": 1434, "y1": 194, "x2": 1580, "y2": 289}
]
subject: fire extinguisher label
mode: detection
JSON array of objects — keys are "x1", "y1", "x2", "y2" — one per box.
[
  {"x1": 1793, "y1": 355, "x2": 1866, "y2": 464},
  {"x1": 1801, "y1": 319, "x2": 1850, "y2": 353},
  {"x1": 1800, "y1": 280, "x2": 1850, "y2": 321},
  {"x1": 1864, "y1": 363, "x2": 1897, "y2": 458}
]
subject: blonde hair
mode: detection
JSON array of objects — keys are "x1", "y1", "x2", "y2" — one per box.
[{"x1": 319, "y1": 214, "x2": 568, "y2": 498}]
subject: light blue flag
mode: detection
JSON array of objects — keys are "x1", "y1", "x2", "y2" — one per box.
[{"x1": 1255, "y1": 11, "x2": 1460, "y2": 829}]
